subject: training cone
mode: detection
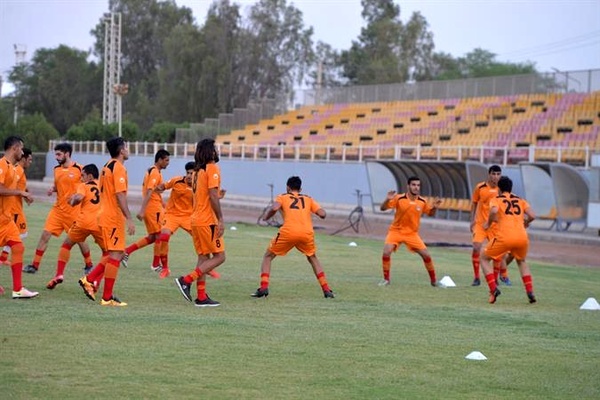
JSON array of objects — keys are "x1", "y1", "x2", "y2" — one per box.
[
  {"x1": 348, "y1": 242, "x2": 358, "y2": 247},
  {"x1": 230, "y1": 226, "x2": 237, "y2": 231},
  {"x1": 465, "y1": 351, "x2": 487, "y2": 361},
  {"x1": 438, "y1": 275, "x2": 456, "y2": 288},
  {"x1": 579, "y1": 297, "x2": 600, "y2": 310}
]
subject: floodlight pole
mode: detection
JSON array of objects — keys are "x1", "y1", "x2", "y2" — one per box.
[{"x1": 103, "y1": 13, "x2": 122, "y2": 126}]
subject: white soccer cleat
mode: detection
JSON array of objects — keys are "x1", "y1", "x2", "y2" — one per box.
[
  {"x1": 12, "y1": 287, "x2": 39, "y2": 299},
  {"x1": 378, "y1": 279, "x2": 390, "y2": 287},
  {"x1": 120, "y1": 253, "x2": 129, "y2": 268}
]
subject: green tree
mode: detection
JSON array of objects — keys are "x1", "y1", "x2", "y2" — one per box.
[
  {"x1": 15, "y1": 113, "x2": 60, "y2": 152},
  {"x1": 8, "y1": 46, "x2": 101, "y2": 135}
]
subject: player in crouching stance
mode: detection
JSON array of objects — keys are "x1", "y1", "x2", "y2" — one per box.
[
  {"x1": 379, "y1": 176, "x2": 441, "y2": 287},
  {"x1": 251, "y1": 176, "x2": 334, "y2": 299},
  {"x1": 481, "y1": 176, "x2": 537, "y2": 304}
]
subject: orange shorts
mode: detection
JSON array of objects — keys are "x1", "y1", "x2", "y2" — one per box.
[
  {"x1": 44, "y1": 207, "x2": 76, "y2": 236},
  {"x1": 472, "y1": 223, "x2": 497, "y2": 243},
  {"x1": 67, "y1": 221, "x2": 104, "y2": 250},
  {"x1": 143, "y1": 206, "x2": 164, "y2": 235},
  {"x1": 385, "y1": 230, "x2": 426, "y2": 252},
  {"x1": 99, "y1": 224, "x2": 126, "y2": 252},
  {"x1": 191, "y1": 225, "x2": 224, "y2": 255},
  {"x1": 268, "y1": 231, "x2": 317, "y2": 257},
  {"x1": 11, "y1": 211, "x2": 27, "y2": 235},
  {"x1": 484, "y1": 236, "x2": 529, "y2": 261},
  {"x1": 163, "y1": 214, "x2": 191, "y2": 235},
  {"x1": 0, "y1": 215, "x2": 21, "y2": 246}
]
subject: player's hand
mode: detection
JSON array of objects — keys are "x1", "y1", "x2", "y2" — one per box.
[
  {"x1": 469, "y1": 221, "x2": 475, "y2": 233},
  {"x1": 483, "y1": 222, "x2": 490, "y2": 231},
  {"x1": 432, "y1": 197, "x2": 442, "y2": 207},
  {"x1": 127, "y1": 219, "x2": 136, "y2": 235},
  {"x1": 47, "y1": 187, "x2": 54, "y2": 196},
  {"x1": 386, "y1": 190, "x2": 396, "y2": 200},
  {"x1": 216, "y1": 220, "x2": 224, "y2": 238},
  {"x1": 136, "y1": 212, "x2": 143, "y2": 221},
  {"x1": 22, "y1": 191, "x2": 33, "y2": 204},
  {"x1": 219, "y1": 189, "x2": 227, "y2": 199}
]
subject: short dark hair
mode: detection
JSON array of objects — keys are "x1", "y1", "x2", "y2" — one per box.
[
  {"x1": 184, "y1": 161, "x2": 195, "y2": 171},
  {"x1": 155, "y1": 149, "x2": 170, "y2": 162},
  {"x1": 489, "y1": 165, "x2": 502, "y2": 173},
  {"x1": 4, "y1": 136, "x2": 23, "y2": 151},
  {"x1": 407, "y1": 176, "x2": 420, "y2": 185},
  {"x1": 106, "y1": 137, "x2": 126, "y2": 158},
  {"x1": 54, "y1": 142, "x2": 73, "y2": 156},
  {"x1": 287, "y1": 176, "x2": 302, "y2": 191},
  {"x1": 498, "y1": 176, "x2": 513, "y2": 193},
  {"x1": 82, "y1": 164, "x2": 99, "y2": 179},
  {"x1": 22, "y1": 148, "x2": 32, "y2": 158}
]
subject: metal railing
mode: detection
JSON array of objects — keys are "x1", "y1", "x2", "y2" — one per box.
[{"x1": 50, "y1": 140, "x2": 596, "y2": 168}]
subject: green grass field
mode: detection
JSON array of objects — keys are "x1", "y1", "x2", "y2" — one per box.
[{"x1": 1, "y1": 202, "x2": 599, "y2": 399}]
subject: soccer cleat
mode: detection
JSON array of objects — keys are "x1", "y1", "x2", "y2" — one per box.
[
  {"x1": 194, "y1": 297, "x2": 220, "y2": 307},
  {"x1": 488, "y1": 288, "x2": 501, "y2": 304},
  {"x1": 323, "y1": 290, "x2": 335, "y2": 298},
  {"x1": 100, "y1": 296, "x2": 127, "y2": 307},
  {"x1": 527, "y1": 292, "x2": 537, "y2": 304},
  {"x1": 175, "y1": 277, "x2": 192, "y2": 302},
  {"x1": 120, "y1": 253, "x2": 129, "y2": 268},
  {"x1": 22, "y1": 264, "x2": 38, "y2": 274},
  {"x1": 499, "y1": 276, "x2": 512, "y2": 286},
  {"x1": 377, "y1": 279, "x2": 390, "y2": 286},
  {"x1": 159, "y1": 268, "x2": 170, "y2": 279},
  {"x1": 151, "y1": 265, "x2": 162, "y2": 272},
  {"x1": 12, "y1": 287, "x2": 39, "y2": 299},
  {"x1": 83, "y1": 264, "x2": 93, "y2": 274},
  {"x1": 430, "y1": 281, "x2": 437, "y2": 287},
  {"x1": 78, "y1": 277, "x2": 96, "y2": 301},
  {"x1": 46, "y1": 275, "x2": 64, "y2": 290},
  {"x1": 251, "y1": 288, "x2": 269, "y2": 298},
  {"x1": 208, "y1": 270, "x2": 221, "y2": 279},
  {"x1": 471, "y1": 278, "x2": 481, "y2": 286}
]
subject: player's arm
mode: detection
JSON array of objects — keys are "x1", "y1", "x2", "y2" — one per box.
[
  {"x1": 208, "y1": 187, "x2": 224, "y2": 238},
  {"x1": 136, "y1": 188, "x2": 153, "y2": 221},
  {"x1": 0, "y1": 182, "x2": 32, "y2": 202},
  {"x1": 427, "y1": 197, "x2": 442, "y2": 216},
  {"x1": 263, "y1": 201, "x2": 282, "y2": 221},
  {"x1": 523, "y1": 205, "x2": 536, "y2": 228},
  {"x1": 380, "y1": 190, "x2": 396, "y2": 211},
  {"x1": 68, "y1": 193, "x2": 84, "y2": 206},
  {"x1": 116, "y1": 192, "x2": 136, "y2": 235},
  {"x1": 47, "y1": 185, "x2": 56, "y2": 196}
]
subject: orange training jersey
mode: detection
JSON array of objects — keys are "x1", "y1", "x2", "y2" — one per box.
[
  {"x1": 164, "y1": 176, "x2": 192, "y2": 218},
  {"x1": 12, "y1": 164, "x2": 26, "y2": 216},
  {"x1": 472, "y1": 181, "x2": 499, "y2": 226},
  {"x1": 489, "y1": 193, "x2": 530, "y2": 241},
  {"x1": 75, "y1": 180, "x2": 101, "y2": 230},
  {"x1": 276, "y1": 192, "x2": 321, "y2": 237},
  {"x1": 142, "y1": 166, "x2": 163, "y2": 209},
  {"x1": 0, "y1": 157, "x2": 18, "y2": 219},
  {"x1": 191, "y1": 163, "x2": 220, "y2": 227},
  {"x1": 388, "y1": 194, "x2": 433, "y2": 234},
  {"x1": 54, "y1": 162, "x2": 83, "y2": 214},
  {"x1": 98, "y1": 158, "x2": 128, "y2": 227}
]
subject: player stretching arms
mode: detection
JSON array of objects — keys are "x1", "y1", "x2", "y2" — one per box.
[
  {"x1": 251, "y1": 176, "x2": 334, "y2": 299},
  {"x1": 379, "y1": 176, "x2": 441, "y2": 287}
]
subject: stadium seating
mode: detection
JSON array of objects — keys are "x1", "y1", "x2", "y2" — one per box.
[{"x1": 216, "y1": 92, "x2": 600, "y2": 165}]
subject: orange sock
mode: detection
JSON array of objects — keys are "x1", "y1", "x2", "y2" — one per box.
[
  {"x1": 56, "y1": 243, "x2": 73, "y2": 276},
  {"x1": 196, "y1": 278, "x2": 207, "y2": 301},
  {"x1": 382, "y1": 255, "x2": 391, "y2": 281},
  {"x1": 81, "y1": 250, "x2": 93, "y2": 267},
  {"x1": 316, "y1": 272, "x2": 330, "y2": 292},
  {"x1": 8, "y1": 241, "x2": 24, "y2": 291},
  {"x1": 522, "y1": 275, "x2": 533, "y2": 293},
  {"x1": 260, "y1": 273, "x2": 270, "y2": 290},
  {"x1": 102, "y1": 258, "x2": 120, "y2": 301},
  {"x1": 423, "y1": 256, "x2": 436, "y2": 283},
  {"x1": 126, "y1": 236, "x2": 155, "y2": 255},
  {"x1": 472, "y1": 250, "x2": 480, "y2": 279},
  {"x1": 485, "y1": 273, "x2": 497, "y2": 293},
  {"x1": 32, "y1": 249, "x2": 44, "y2": 268}
]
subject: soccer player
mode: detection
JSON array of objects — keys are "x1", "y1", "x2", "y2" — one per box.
[
  {"x1": 78, "y1": 137, "x2": 135, "y2": 307},
  {"x1": 175, "y1": 139, "x2": 226, "y2": 307},
  {"x1": 120, "y1": 149, "x2": 170, "y2": 270},
  {"x1": 153, "y1": 161, "x2": 221, "y2": 280},
  {"x1": 379, "y1": 176, "x2": 441, "y2": 287},
  {"x1": 251, "y1": 176, "x2": 334, "y2": 299},
  {"x1": 470, "y1": 165, "x2": 511, "y2": 286},
  {"x1": 481, "y1": 176, "x2": 537, "y2": 304},
  {"x1": 0, "y1": 147, "x2": 33, "y2": 264},
  {"x1": 0, "y1": 136, "x2": 38, "y2": 299},
  {"x1": 46, "y1": 164, "x2": 105, "y2": 290},
  {"x1": 23, "y1": 143, "x2": 94, "y2": 274}
]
